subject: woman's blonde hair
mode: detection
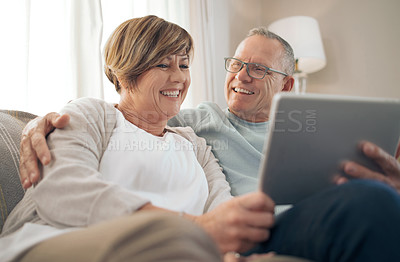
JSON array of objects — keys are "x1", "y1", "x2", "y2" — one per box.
[{"x1": 104, "y1": 15, "x2": 194, "y2": 93}]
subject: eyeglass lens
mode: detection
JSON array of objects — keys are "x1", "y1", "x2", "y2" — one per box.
[{"x1": 225, "y1": 58, "x2": 266, "y2": 79}]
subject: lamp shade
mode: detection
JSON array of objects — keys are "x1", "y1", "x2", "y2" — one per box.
[{"x1": 268, "y1": 16, "x2": 326, "y2": 74}]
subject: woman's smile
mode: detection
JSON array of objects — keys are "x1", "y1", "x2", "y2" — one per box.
[{"x1": 160, "y1": 89, "x2": 181, "y2": 98}]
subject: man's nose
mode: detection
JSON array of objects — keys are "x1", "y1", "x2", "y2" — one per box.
[{"x1": 235, "y1": 65, "x2": 252, "y2": 82}]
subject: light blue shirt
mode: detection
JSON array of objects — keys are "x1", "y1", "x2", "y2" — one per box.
[{"x1": 168, "y1": 102, "x2": 269, "y2": 196}]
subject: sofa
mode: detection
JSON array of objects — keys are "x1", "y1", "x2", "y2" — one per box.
[
  {"x1": 0, "y1": 109, "x2": 312, "y2": 262},
  {"x1": 0, "y1": 109, "x2": 37, "y2": 232}
]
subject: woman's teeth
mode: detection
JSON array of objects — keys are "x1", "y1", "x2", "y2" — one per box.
[
  {"x1": 161, "y1": 90, "x2": 180, "y2": 97},
  {"x1": 234, "y1": 88, "x2": 254, "y2": 95}
]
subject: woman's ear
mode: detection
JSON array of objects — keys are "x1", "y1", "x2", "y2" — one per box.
[{"x1": 116, "y1": 76, "x2": 126, "y2": 89}]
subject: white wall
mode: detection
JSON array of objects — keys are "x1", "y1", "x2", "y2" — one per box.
[
  {"x1": 212, "y1": 0, "x2": 400, "y2": 106},
  {"x1": 211, "y1": 0, "x2": 264, "y2": 108}
]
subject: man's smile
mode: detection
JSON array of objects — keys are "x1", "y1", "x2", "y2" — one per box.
[{"x1": 233, "y1": 87, "x2": 255, "y2": 95}]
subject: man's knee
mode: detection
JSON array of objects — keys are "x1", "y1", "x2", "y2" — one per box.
[{"x1": 335, "y1": 179, "x2": 400, "y2": 217}]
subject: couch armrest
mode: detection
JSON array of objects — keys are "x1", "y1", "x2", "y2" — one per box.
[{"x1": 0, "y1": 110, "x2": 37, "y2": 233}]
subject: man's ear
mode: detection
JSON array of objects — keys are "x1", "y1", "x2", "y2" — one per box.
[{"x1": 282, "y1": 76, "x2": 294, "y2": 92}]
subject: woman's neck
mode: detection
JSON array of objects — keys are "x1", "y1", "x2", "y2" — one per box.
[{"x1": 116, "y1": 103, "x2": 168, "y2": 137}]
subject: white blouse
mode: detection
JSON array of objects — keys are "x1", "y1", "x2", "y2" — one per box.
[{"x1": 99, "y1": 110, "x2": 209, "y2": 215}]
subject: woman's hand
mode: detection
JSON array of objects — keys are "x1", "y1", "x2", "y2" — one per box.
[
  {"x1": 194, "y1": 191, "x2": 275, "y2": 254},
  {"x1": 19, "y1": 112, "x2": 70, "y2": 188},
  {"x1": 338, "y1": 141, "x2": 400, "y2": 193}
]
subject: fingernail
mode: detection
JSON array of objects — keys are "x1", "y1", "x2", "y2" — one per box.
[
  {"x1": 29, "y1": 173, "x2": 36, "y2": 182},
  {"x1": 365, "y1": 143, "x2": 374, "y2": 154},
  {"x1": 23, "y1": 178, "x2": 30, "y2": 188},
  {"x1": 42, "y1": 156, "x2": 48, "y2": 165}
]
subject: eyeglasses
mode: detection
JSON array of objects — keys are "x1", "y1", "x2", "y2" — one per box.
[{"x1": 224, "y1": 57, "x2": 288, "y2": 79}]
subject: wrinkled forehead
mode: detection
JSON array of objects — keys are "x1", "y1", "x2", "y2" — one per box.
[{"x1": 234, "y1": 35, "x2": 284, "y2": 67}]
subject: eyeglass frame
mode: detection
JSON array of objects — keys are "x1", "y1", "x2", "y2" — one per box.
[{"x1": 224, "y1": 57, "x2": 288, "y2": 79}]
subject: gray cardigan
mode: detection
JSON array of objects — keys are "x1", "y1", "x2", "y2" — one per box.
[{"x1": 2, "y1": 97, "x2": 233, "y2": 236}]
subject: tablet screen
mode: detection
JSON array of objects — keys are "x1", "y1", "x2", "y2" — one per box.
[{"x1": 259, "y1": 93, "x2": 400, "y2": 205}]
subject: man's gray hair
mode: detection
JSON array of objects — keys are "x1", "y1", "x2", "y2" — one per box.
[{"x1": 248, "y1": 27, "x2": 295, "y2": 76}]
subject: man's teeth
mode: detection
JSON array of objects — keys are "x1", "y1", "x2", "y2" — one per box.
[
  {"x1": 234, "y1": 88, "x2": 254, "y2": 95},
  {"x1": 161, "y1": 90, "x2": 180, "y2": 97}
]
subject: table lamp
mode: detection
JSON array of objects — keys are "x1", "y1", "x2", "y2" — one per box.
[{"x1": 268, "y1": 16, "x2": 326, "y2": 94}]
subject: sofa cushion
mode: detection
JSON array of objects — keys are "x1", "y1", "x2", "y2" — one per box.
[{"x1": 0, "y1": 110, "x2": 37, "y2": 233}]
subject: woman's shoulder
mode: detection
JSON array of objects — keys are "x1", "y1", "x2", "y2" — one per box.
[
  {"x1": 167, "y1": 126, "x2": 205, "y2": 145},
  {"x1": 63, "y1": 97, "x2": 116, "y2": 114},
  {"x1": 167, "y1": 126, "x2": 196, "y2": 138},
  {"x1": 59, "y1": 97, "x2": 118, "y2": 133}
]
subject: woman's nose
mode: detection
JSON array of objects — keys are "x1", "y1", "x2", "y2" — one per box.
[{"x1": 170, "y1": 67, "x2": 187, "y2": 83}]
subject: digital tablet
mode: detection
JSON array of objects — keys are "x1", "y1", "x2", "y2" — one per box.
[{"x1": 258, "y1": 93, "x2": 400, "y2": 205}]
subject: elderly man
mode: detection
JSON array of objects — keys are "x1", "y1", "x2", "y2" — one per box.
[
  {"x1": 169, "y1": 27, "x2": 294, "y2": 196},
  {"x1": 19, "y1": 27, "x2": 400, "y2": 261}
]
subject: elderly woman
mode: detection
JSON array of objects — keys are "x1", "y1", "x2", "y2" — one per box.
[{"x1": 0, "y1": 16, "x2": 274, "y2": 262}]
